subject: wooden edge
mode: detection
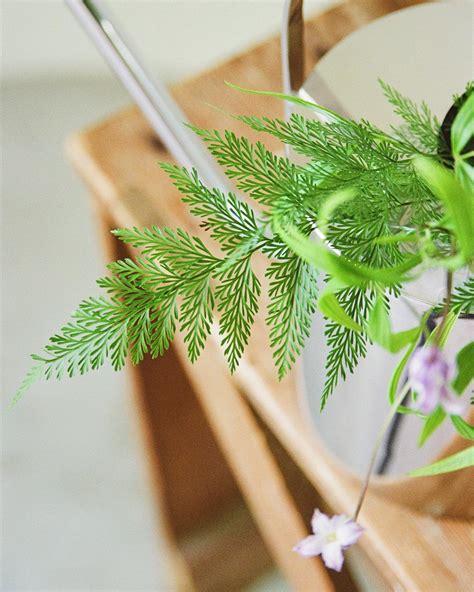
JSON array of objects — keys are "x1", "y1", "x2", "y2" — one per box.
[{"x1": 171, "y1": 335, "x2": 335, "y2": 592}]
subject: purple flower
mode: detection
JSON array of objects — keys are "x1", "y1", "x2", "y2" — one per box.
[
  {"x1": 293, "y1": 510, "x2": 364, "y2": 571},
  {"x1": 408, "y1": 346, "x2": 465, "y2": 416}
]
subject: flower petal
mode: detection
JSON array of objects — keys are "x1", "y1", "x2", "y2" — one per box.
[
  {"x1": 293, "y1": 534, "x2": 325, "y2": 557},
  {"x1": 412, "y1": 387, "x2": 438, "y2": 415},
  {"x1": 440, "y1": 388, "x2": 466, "y2": 416},
  {"x1": 337, "y1": 521, "x2": 364, "y2": 547},
  {"x1": 311, "y1": 509, "x2": 331, "y2": 535},
  {"x1": 322, "y1": 542, "x2": 344, "y2": 572}
]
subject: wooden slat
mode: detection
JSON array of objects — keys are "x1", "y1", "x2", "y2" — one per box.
[
  {"x1": 91, "y1": 197, "x2": 274, "y2": 592},
  {"x1": 66, "y1": 1, "x2": 474, "y2": 590},
  {"x1": 174, "y1": 330, "x2": 334, "y2": 592}
]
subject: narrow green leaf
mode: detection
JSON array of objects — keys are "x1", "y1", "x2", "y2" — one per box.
[
  {"x1": 414, "y1": 157, "x2": 474, "y2": 261},
  {"x1": 452, "y1": 341, "x2": 474, "y2": 394},
  {"x1": 396, "y1": 405, "x2": 426, "y2": 418},
  {"x1": 388, "y1": 325, "x2": 424, "y2": 404},
  {"x1": 367, "y1": 295, "x2": 391, "y2": 349},
  {"x1": 225, "y1": 82, "x2": 345, "y2": 123},
  {"x1": 451, "y1": 91, "x2": 474, "y2": 155},
  {"x1": 409, "y1": 445, "x2": 474, "y2": 477},
  {"x1": 274, "y1": 220, "x2": 421, "y2": 288},
  {"x1": 318, "y1": 188, "x2": 356, "y2": 235},
  {"x1": 367, "y1": 295, "x2": 419, "y2": 353},
  {"x1": 390, "y1": 328, "x2": 420, "y2": 353},
  {"x1": 426, "y1": 311, "x2": 459, "y2": 348},
  {"x1": 454, "y1": 158, "x2": 474, "y2": 190},
  {"x1": 318, "y1": 292, "x2": 362, "y2": 332},
  {"x1": 374, "y1": 231, "x2": 418, "y2": 245},
  {"x1": 418, "y1": 407, "x2": 446, "y2": 447},
  {"x1": 451, "y1": 415, "x2": 474, "y2": 440}
]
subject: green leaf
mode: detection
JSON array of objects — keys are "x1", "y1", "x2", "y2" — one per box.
[
  {"x1": 366, "y1": 295, "x2": 391, "y2": 348},
  {"x1": 452, "y1": 341, "x2": 474, "y2": 394},
  {"x1": 318, "y1": 188, "x2": 356, "y2": 235},
  {"x1": 451, "y1": 415, "x2": 474, "y2": 440},
  {"x1": 426, "y1": 311, "x2": 459, "y2": 348},
  {"x1": 322, "y1": 286, "x2": 372, "y2": 409},
  {"x1": 418, "y1": 407, "x2": 446, "y2": 447},
  {"x1": 318, "y1": 291, "x2": 362, "y2": 332},
  {"x1": 451, "y1": 91, "x2": 474, "y2": 155},
  {"x1": 374, "y1": 231, "x2": 418, "y2": 245},
  {"x1": 409, "y1": 445, "x2": 474, "y2": 477},
  {"x1": 390, "y1": 328, "x2": 420, "y2": 353},
  {"x1": 396, "y1": 405, "x2": 426, "y2": 418},
  {"x1": 367, "y1": 295, "x2": 419, "y2": 353},
  {"x1": 274, "y1": 219, "x2": 421, "y2": 288},
  {"x1": 388, "y1": 325, "x2": 424, "y2": 404},
  {"x1": 159, "y1": 164, "x2": 261, "y2": 251},
  {"x1": 182, "y1": 129, "x2": 315, "y2": 210},
  {"x1": 413, "y1": 157, "x2": 474, "y2": 261},
  {"x1": 225, "y1": 82, "x2": 345, "y2": 123},
  {"x1": 454, "y1": 158, "x2": 474, "y2": 190}
]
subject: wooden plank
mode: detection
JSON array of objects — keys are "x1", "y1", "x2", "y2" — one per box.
[
  {"x1": 172, "y1": 331, "x2": 334, "y2": 592},
  {"x1": 66, "y1": 1, "x2": 474, "y2": 590}
]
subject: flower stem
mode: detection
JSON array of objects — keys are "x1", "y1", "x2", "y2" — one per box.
[
  {"x1": 353, "y1": 381, "x2": 411, "y2": 520},
  {"x1": 434, "y1": 269, "x2": 453, "y2": 346}
]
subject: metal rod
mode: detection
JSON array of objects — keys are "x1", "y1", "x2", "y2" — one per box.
[{"x1": 65, "y1": 0, "x2": 229, "y2": 191}]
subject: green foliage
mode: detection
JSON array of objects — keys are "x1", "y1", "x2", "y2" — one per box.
[
  {"x1": 418, "y1": 408, "x2": 446, "y2": 447},
  {"x1": 379, "y1": 80, "x2": 440, "y2": 153},
  {"x1": 451, "y1": 416, "x2": 474, "y2": 441},
  {"x1": 266, "y1": 254, "x2": 318, "y2": 378},
  {"x1": 366, "y1": 295, "x2": 419, "y2": 353},
  {"x1": 414, "y1": 157, "x2": 474, "y2": 262},
  {"x1": 159, "y1": 164, "x2": 261, "y2": 252},
  {"x1": 318, "y1": 291, "x2": 362, "y2": 333},
  {"x1": 186, "y1": 127, "x2": 318, "y2": 216},
  {"x1": 448, "y1": 276, "x2": 474, "y2": 315},
  {"x1": 13, "y1": 80, "x2": 473, "y2": 416},
  {"x1": 452, "y1": 341, "x2": 474, "y2": 394},
  {"x1": 322, "y1": 286, "x2": 374, "y2": 409}
]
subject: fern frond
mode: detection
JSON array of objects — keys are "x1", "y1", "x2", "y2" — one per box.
[
  {"x1": 113, "y1": 227, "x2": 219, "y2": 273},
  {"x1": 435, "y1": 275, "x2": 474, "y2": 315},
  {"x1": 266, "y1": 254, "x2": 318, "y2": 378},
  {"x1": 216, "y1": 256, "x2": 261, "y2": 371},
  {"x1": 180, "y1": 273, "x2": 214, "y2": 362},
  {"x1": 322, "y1": 287, "x2": 373, "y2": 409},
  {"x1": 188, "y1": 127, "x2": 318, "y2": 211},
  {"x1": 15, "y1": 81, "x2": 465, "y2": 412},
  {"x1": 379, "y1": 80, "x2": 440, "y2": 153},
  {"x1": 160, "y1": 164, "x2": 262, "y2": 252}
]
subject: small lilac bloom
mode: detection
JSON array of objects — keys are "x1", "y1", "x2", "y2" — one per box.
[
  {"x1": 293, "y1": 510, "x2": 363, "y2": 571},
  {"x1": 409, "y1": 346, "x2": 465, "y2": 416}
]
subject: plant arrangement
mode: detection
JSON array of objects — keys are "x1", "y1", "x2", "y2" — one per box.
[{"x1": 13, "y1": 81, "x2": 473, "y2": 572}]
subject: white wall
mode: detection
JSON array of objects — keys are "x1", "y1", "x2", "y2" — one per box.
[{"x1": 2, "y1": 0, "x2": 335, "y2": 83}]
